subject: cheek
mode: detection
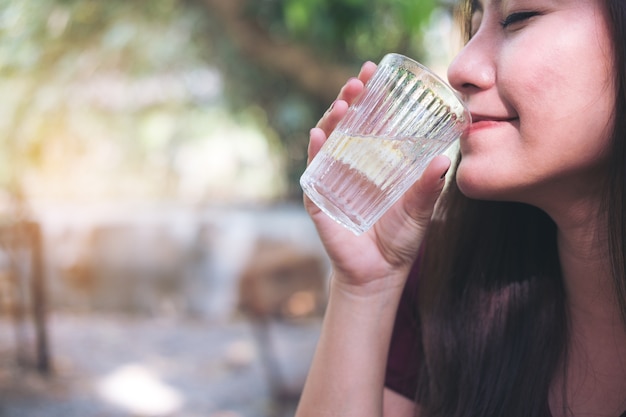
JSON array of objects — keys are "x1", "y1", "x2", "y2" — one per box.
[
  {"x1": 503, "y1": 41, "x2": 576, "y2": 115},
  {"x1": 502, "y1": 28, "x2": 614, "y2": 145}
]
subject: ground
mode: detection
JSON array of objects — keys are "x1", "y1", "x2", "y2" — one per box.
[{"x1": 0, "y1": 312, "x2": 321, "y2": 417}]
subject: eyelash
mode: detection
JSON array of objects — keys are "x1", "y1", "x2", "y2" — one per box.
[{"x1": 500, "y1": 11, "x2": 539, "y2": 28}]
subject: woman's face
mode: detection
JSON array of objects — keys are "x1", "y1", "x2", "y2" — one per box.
[{"x1": 447, "y1": 0, "x2": 615, "y2": 208}]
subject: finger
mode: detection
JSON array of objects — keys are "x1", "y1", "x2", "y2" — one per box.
[
  {"x1": 314, "y1": 61, "x2": 376, "y2": 136},
  {"x1": 302, "y1": 131, "x2": 325, "y2": 215},
  {"x1": 336, "y1": 77, "x2": 365, "y2": 104},
  {"x1": 403, "y1": 155, "x2": 451, "y2": 224},
  {"x1": 307, "y1": 127, "x2": 326, "y2": 165},
  {"x1": 358, "y1": 61, "x2": 377, "y2": 85},
  {"x1": 338, "y1": 61, "x2": 376, "y2": 103},
  {"x1": 337, "y1": 60, "x2": 375, "y2": 104},
  {"x1": 315, "y1": 99, "x2": 349, "y2": 137}
]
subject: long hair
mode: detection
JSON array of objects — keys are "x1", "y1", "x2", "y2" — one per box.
[
  {"x1": 605, "y1": 0, "x2": 626, "y2": 326},
  {"x1": 415, "y1": 1, "x2": 626, "y2": 416}
]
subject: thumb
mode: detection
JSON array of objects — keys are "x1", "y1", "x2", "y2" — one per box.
[{"x1": 403, "y1": 155, "x2": 451, "y2": 225}]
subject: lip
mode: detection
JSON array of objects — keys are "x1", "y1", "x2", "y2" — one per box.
[{"x1": 469, "y1": 114, "x2": 519, "y2": 133}]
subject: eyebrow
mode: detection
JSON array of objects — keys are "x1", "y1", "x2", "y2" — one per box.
[{"x1": 473, "y1": 0, "x2": 504, "y2": 11}]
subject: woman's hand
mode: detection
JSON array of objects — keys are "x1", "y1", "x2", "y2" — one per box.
[
  {"x1": 304, "y1": 61, "x2": 451, "y2": 296},
  {"x1": 297, "y1": 62, "x2": 446, "y2": 417}
]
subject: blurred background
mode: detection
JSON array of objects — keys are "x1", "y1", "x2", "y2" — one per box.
[{"x1": 0, "y1": 0, "x2": 463, "y2": 416}]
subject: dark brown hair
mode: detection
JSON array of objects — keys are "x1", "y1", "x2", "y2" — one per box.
[{"x1": 415, "y1": 0, "x2": 626, "y2": 416}]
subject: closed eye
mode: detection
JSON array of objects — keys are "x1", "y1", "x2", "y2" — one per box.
[{"x1": 500, "y1": 11, "x2": 540, "y2": 29}]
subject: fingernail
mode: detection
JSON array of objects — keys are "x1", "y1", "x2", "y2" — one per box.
[
  {"x1": 440, "y1": 169, "x2": 449, "y2": 180},
  {"x1": 325, "y1": 101, "x2": 336, "y2": 115}
]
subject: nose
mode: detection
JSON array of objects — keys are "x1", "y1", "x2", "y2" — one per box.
[{"x1": 447, "y1": 34, "x2": 496, "y2": 96}]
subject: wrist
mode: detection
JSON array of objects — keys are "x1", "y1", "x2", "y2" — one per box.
[
  {"x1": 327, "y1": 271, "x2": 407, "y2": 323},
  {"x1": 329, "y1": 268, "x2": 409, "y2": 301}
]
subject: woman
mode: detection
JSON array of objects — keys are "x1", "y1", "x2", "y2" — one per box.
[{"x1": 295, "y1": 0, "x2": 626, "y2": 416}]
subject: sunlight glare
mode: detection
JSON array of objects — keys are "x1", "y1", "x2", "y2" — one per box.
[{"x1": 96, "y1": 363, "x2": 184, "y2": 416}]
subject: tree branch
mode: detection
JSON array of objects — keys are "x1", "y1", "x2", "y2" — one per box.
[{"x1": 202, "y1": 0, "x2": 356, "y2": 103}]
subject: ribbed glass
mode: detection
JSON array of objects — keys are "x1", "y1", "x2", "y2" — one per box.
[{"x1": 300, "y1": 53, "x2": 470, "y2": 235}]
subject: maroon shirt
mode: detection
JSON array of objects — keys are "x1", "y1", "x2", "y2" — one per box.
[
  {"x1": 384, "y1": 261, "x2": 422, "y2": 400},
  {"x1": 383, "y1": 264, "x2": 626, "y2": 417}
]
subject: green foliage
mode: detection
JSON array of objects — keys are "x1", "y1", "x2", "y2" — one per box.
[
  {"x1": 0, "y1": 0, "x2": 443, "y2": 203},
  {"x1": 0, "y1": 0, "x2": 228, "y2": 203},
  {"x1": 219, "y1": 0, "x2": 442, "y2": 196},
  {"x1": 270, "y1": 0, "x2": 437, "y2": 60},
  {"x1": 0, "y1": 0, "x2": 194, "y2": 76}
]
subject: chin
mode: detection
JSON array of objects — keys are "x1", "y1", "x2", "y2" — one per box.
[
  {"x1": 455, "y1": 168, "x2": 511, "y2": 202},
  {"x1": 456, "y1": 166, "x2": 489, "y2": 199},
  {"x1": 456, "y1": 179, "x2": 492, "y2": 200}
]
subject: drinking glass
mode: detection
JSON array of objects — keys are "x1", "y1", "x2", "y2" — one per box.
[{"x1": 300, "y1": 53, "x2": 471, "y2": 235}]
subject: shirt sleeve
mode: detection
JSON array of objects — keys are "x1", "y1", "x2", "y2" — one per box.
[{"x1": 384, "y1": 261, "x2": 423, "y2": 401}]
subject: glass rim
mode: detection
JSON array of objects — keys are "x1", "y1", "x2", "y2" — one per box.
[{"x1": 379, "y1": 52, "x2": 471, "y2": 123}]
